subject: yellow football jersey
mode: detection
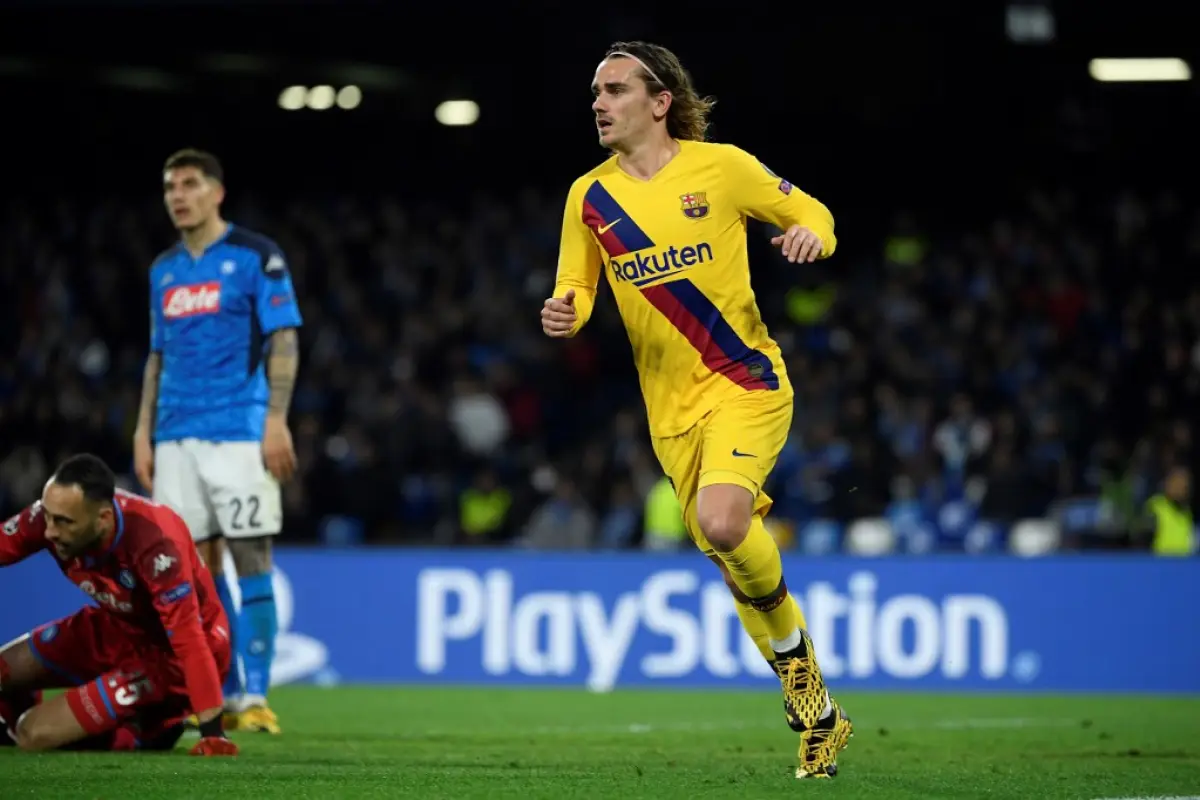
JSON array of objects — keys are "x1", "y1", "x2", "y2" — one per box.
[{"x1": 553, "y1": 140, "x2": 836, "y2": 438}]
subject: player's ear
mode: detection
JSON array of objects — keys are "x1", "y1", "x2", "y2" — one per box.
[
  {"x1": 95, "y1": 502, "x2": 114, "y2": 529},
  {"x1": 654, "y1": 91, "x2": 672, "y2": 123}
]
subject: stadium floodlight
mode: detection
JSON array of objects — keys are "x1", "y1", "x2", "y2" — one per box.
[
  {"x1": 278, "y1": 85, "x2": 307, "y2": 111},
  {"x1": 307, "y1": 85, "x2": 336, "y2": 110},
  {"x1": 336, "y1": 85, "x2": 362, "y2": 110},
  {"x1": 435, "y1": 100, "x2": 480, "y2": 126},
  {"x1": 1088, "y1": 58, "x2": 1191, "y2": 83}
]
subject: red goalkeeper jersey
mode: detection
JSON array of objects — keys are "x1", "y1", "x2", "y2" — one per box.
[{"x1": 1, "y1": 489, "x2": 228, "y2": 715}]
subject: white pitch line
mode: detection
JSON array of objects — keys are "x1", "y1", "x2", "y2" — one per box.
[
  {"x1": 410, "y1": 716, "x2": 1082, "y2": 738},
  {"x1": 181, "y1": 716, "x2": 1084, "y2": 742}
]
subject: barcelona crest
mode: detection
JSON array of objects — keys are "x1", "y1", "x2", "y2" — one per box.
[{"x1": 680, "y1": 192, "x2": 710, "y2": 220}]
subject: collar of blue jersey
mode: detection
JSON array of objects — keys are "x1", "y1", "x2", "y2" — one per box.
[{"x1": 174, "y1": 221, "x2": 234, "y2": 257}]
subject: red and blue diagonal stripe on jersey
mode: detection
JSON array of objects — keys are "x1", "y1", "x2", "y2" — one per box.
[
  {"x1": 641, "y1": 278, "x2": 779, "y2": 391},
  {"x1": 582, "y1": 181, "x2": 655, "y2": 256},
  {"x1": 582, "y1": 180, "x2": 777, "y2": 391}
]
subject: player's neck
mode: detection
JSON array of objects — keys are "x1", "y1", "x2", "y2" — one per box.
[
  {"x1": 86, "y1": 516, "x2": 116, "y2": 555},
  {"x1": 616, "y1": 135, "x2": 681, "y2": 182},
  {"x1": 181, "y1": 217, "x2": 229, "y2": 258}
]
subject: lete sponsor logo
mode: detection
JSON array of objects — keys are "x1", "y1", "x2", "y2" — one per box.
[{"x1": 163, "y1": 281, "x2": 221, "y2": 319}]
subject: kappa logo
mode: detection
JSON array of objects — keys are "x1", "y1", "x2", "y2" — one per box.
[
  {"x1": 264, "y1": 254, "x2": 286, "y2": 274},
  {"x1": 680, "y1": 192, "x2": 710, "y2": 220},
  {"x1": 152, "y1": 553, "x2": 176, "y2": 577}
]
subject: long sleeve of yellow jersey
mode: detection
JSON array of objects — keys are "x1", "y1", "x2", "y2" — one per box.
[
  {"x1": 723, "y1": 146, "x2": 837, "y2": 259},
  {"x1": 551, "y1": 177, "x2": 603, "y2": 337}
]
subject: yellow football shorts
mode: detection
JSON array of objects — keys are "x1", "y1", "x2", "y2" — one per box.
[{"x1": 650, "y1": 390, "x2": 793, "y2": 556}]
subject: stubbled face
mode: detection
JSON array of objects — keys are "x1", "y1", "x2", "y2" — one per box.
[
  {"x1": 591, "y1": 56, "x2": 670, "y2": 151},
  {"x1": 164, "y1": 165, "x2": 224, "y2": 231},
  {"x1": 41, "y1": 481, "x2": 109, "y2": 560}
]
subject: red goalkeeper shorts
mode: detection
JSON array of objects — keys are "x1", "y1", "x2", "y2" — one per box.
[{"x1": 28, "y1": 606, "x2": 231, "y2": 739}]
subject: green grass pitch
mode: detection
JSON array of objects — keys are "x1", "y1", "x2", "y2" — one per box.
[{"x1": 2, "y1": 686, "x2": 1198, "y2": 799}]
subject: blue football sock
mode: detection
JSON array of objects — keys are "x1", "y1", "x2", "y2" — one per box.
[
  {"x1": 237, "y1": 572, "x2": 277, "y2": 702},
  {"x1": 214, "y1": 573, "x2": 242, "y2": 700}
]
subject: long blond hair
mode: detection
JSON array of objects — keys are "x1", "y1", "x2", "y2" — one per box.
[{"x1": 604, "y1": 41, "x2": 716, "y2": 142}]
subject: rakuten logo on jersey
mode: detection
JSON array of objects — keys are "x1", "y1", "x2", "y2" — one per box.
[{"x1": 163, "y1": 281, "x2": 221, "y2": 319}]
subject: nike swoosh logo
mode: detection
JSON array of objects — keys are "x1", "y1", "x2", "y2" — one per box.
[
  {"x1": 732, "y1": 449, "x2": 756, "y2": 458},
  {"x1": 597, "y1": 219, "x2": 622, "y2": 235}
]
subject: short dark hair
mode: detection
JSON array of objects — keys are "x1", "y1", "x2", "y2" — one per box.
[
  {"x1": 163, "y1": 148, "x2": 224, "y2": 184},
  {"x1": 52, "y1": 454, "x2": 116, "y2": 505}
]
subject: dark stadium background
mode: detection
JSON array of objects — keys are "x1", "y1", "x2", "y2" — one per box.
[{"x1": 1, "y1": 0, "x2": 1196, "y2": 551}]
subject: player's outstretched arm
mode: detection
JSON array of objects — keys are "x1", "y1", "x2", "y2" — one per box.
[
  {"x1": 724, "y1": 145, "x2": 837, "y2": 263},
  {"x1": 543, "y1": 179, "x2": 602, "y2": 338},
  {"x1": 0, "y1": 502, "x2": 49, "y2": 567}
]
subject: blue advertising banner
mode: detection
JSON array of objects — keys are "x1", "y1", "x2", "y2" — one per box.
[{"x1": 1, "y1": 550, "x2": 1196, "y2": 693}]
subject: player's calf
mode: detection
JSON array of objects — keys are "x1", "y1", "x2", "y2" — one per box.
[
  {"x1": 709, "y1": 538, "x2": 836, "y2": 736},
  {"x1": 697, "y1": 486, "x2": 800, "y2": 645},
  {"x1": 227, "y1": 535, "x2": 278, "y2": 718},
  {"x1": 12, "y1": 693, "x2": 89, "y2": 751}
]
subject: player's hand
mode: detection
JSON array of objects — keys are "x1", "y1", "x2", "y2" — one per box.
[
  {"x1": 262, "y1": 414, "x2": 298, "y2": 484},
  {"x1": 189, "y1": 736, "x2": 239, "y2": 756},
  {"x1": 771, "y1": 225, "x2": 824, "y2": 263},
  {"x1": 541, "y1": 289, "x2": 578, "y2": 338},
  {"x1": 133, "y1": 430, "x2": 154, "y2": 493}
]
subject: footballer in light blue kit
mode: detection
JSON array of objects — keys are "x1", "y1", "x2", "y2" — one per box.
[{"x1": 133, "y1": 148, "x2": 302, "y2": 734}]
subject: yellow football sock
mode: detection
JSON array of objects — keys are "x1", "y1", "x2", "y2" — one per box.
[
  {"x1": 715, "y1": 515, "x2": 798, "y2": 643},
  {"x1": 788, "y1": 593, "x2": 808, "y2": 632},
  {"x1": 733, "y1": 600, "x2": 773, "y2": 662},
  {"x1": 735, "y1": 594, "x2": 810, "y2": 663}
]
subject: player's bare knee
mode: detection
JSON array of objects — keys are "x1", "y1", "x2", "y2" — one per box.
[
  {"x1": 14, "y1": 709, "x2": 52, "y2": 752},
  {"x1": 696, "y1": 485, "x2": 755, "y2": 551},
  {"x1": 229, "y1": 536, "x2": 272, "y2": 577},
  {"x1": 697, "y1": 507, "x2": 751, "y2": 552}
]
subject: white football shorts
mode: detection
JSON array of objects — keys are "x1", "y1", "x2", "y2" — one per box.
[{"x1": 153, "y1": 439, "x2": 282, "y2": 542}]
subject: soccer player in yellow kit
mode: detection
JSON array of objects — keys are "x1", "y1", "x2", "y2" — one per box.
[{"x1": 541, "y1": 41, "x2": 853, "y2": 779}]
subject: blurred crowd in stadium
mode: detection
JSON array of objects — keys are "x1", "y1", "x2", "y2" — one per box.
[{"x1": 1, "y1": 183, "x2": 1196, "y2": 552}]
